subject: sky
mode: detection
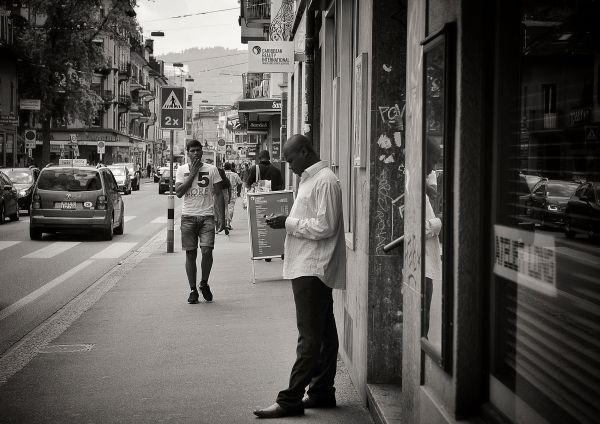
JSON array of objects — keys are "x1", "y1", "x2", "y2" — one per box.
[{"x1": 135, "y1": 0, "x2": 246, "y2": 55}]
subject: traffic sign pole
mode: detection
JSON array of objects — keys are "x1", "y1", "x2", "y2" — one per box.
[{"x1": 166, "y1": 130, "x2": 175, "y2": 253}]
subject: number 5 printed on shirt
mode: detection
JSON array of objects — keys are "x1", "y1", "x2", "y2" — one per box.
[{"x1": 198, "y1": 172, "x2": 209, "y2": 188}]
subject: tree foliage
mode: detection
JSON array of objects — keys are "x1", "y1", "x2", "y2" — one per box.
[{"x1": 15, "y1": 0, "x2": 139, "y2": 163}]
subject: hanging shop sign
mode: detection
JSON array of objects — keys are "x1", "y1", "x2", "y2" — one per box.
[
  {"x1": 238, "y1": 99, "x2": 282, "y2": 113},
  {"x1": 248, "y1": 41, "x2": 295, "y2": 73},
  {"x1": 248, "y1": 121, "x2": 270, "y2": 134}
]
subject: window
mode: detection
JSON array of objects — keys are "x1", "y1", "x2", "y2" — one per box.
[{"x1": 490, "y1": 1, "x2": 600, "y2": 423}]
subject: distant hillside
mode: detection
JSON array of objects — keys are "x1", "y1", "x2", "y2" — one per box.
[{"x1": 158, "y1": 47, "x2": 247, "y2": 107}]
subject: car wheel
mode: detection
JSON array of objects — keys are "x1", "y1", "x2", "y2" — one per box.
[
  {"x1": 114, "y1": 208, "x2": 124, "y2": 235},
  {"x1": 564, "y1": 218, "x2": 575, "y2": 239},
  {"x1": 0, "y1": 203, "x2": 5, "y2": 225},
  {"x1": 9, "y1": 207, "x2": 19, "y2": 221},
  {"x1": 30, "y1": 227, "x2": 42, "y2": 240}
]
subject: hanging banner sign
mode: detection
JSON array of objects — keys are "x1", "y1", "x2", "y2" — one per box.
[{"x1": 248, "y1": 41, "x2": 295, "y2": 73}]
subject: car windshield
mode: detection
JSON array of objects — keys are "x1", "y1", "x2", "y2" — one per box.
[
  {"x1": 37, "y1": 169, "x2": 102, "y2": 191},
  {"x1": 523, "y1": 175, "x2": 542, "y2": 191},
  {"x1": 547, "y1": 181, "x2": 579, "y2": 197},
  {"x1": 3, "y1": 170, "x2": 33, "y2": 184},
  {"x1": 109, "y1": 167, "x2": 125, "y2": 176}
]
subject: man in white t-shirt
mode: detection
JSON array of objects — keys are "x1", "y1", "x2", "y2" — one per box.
[{"x1": 175, "y1": 140, "x2": 226, "y2": 304}]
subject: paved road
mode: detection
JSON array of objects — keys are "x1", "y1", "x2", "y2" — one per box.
[{"x1": 0, "y1": 179, "x2": 177, "y2": 355}]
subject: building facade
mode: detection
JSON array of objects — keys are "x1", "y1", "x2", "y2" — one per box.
[{"x1": 285, "y1": 1, "x2": 600, "y2": 424}]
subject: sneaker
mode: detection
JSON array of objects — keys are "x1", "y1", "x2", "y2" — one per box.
[
  {"x1": 199, "y1": 284, "x2": 213, "y2": 302},
  {"x1": 188, "y1": 288, "x2": 199, "y2": 304}
]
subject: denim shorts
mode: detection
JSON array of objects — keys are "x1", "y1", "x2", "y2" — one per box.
[{"x1": 180, "y1": 215, "x2": 215, "y2": 250}]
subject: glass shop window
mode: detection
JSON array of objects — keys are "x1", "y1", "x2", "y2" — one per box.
[{"x1": 490, "y1": 1, "x2": 600, "y2": 423}]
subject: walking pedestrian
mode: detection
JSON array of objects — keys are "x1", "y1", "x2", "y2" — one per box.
[
  {"x1": 254, "y1": 134, "x2": 347, "y2": 419},
  {"x1": 175, "y1": 139, "x2": 226, "y2": 304},
  {"x1": 245, "y1": 150, "x2": 284, "y2": 191},
  {"x1": 146, "y1": 163, "x2": 152, "y2": 178},
  {"x1": 224, "y1": 162, "x2": 242, "y2": 229},
  {"x1": 215, "y1": 165, "x2": 231, "y2": 235}
]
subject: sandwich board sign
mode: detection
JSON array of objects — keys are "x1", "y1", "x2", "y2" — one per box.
[{"x1": 160, "y1": 86, "x2": 186, "y2": 130}]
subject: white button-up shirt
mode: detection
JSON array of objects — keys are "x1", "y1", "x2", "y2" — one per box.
[{"x1": 283, "y1": 161, "x2": 347, "y2": 290}]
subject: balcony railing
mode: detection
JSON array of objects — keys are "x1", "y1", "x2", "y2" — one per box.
[
  {"x1": 242, "y1": 73, "x2": 271, "y2": 99},
  {"x1": 245, "y1": 0, "x2": 270, "y2": 21}
]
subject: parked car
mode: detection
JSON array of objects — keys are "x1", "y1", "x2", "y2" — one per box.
[
  {"x1": 523, "y1": 179, "x2": 579, "y2": 228},
  {"x1": 0, "y1": 170, "x2": 20, "y2": 224},
  {"x1": 564, "y1": 182, "x2": 600, "y2": 240},
  {"x1": 158, "y1": 169, "x2": 173, "y2": 194},
  {"x1": 107, "y1": 165, "x2": 132, "y2": 194},
  {"x1": 29, "y1": 165, "x2": 124, "y2": 240},
  {"x1": 516, "y1": 173, "x2": 543, "y2": 219},
  {"x1": 113, "y1": 162, "x2": 139, "y2": 190},
  {"x1": 154, "y1": 166, "x2": 170, "y2": 183},
  {"x1": 1, "y1": 167, "x2": 40, "y2": 212}
]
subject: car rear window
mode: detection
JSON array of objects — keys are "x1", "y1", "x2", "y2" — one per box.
[
  {"x1": 37, "y1": 169, "x2": 102, "y2": 191},
  {"x1": 109, "y1": 167, "x2": 125, "y2": 176},
  {"x1": 547, "y1": 181, "x2": 579, "y2": 197},
  {"x1": 4, "y1": 170, "x2": 34, "y2": 184}
]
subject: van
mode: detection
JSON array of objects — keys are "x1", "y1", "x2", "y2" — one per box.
[{"x1": 29, "y1": 165, "x2": 125, "y2": 240}]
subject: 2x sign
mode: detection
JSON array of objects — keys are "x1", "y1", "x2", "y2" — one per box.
[{"x1": 160, "y1": 86, "x2": 186, "y2": 130}]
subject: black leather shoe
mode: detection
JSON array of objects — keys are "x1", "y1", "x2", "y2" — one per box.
[
  {"x1": 302, "y1": 396, "x2": 336, "y2": 409},
  {"x1": 253, "y1": 403, "x2": 304, "y2": 419}
]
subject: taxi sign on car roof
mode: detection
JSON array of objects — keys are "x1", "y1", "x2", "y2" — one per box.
[{"x1": 58, "y1": 159, "x2": 88, "y2": 166}]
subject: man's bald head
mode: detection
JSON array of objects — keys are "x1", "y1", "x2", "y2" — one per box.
[
  {"x1": 285, "y1": 134, "x2": 315, "y2": 156},
  {"x1": 283, "y1": 134, "x2": 319, "y2": 176}
]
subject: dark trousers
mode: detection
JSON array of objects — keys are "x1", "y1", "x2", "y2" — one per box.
[{"x1": 276, "y1": 276, "x2": 339, "y2": 410}]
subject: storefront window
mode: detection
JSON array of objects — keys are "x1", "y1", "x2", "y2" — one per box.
[{"x1": 491, "y1": 1, "x2": 600, "y2": 423}]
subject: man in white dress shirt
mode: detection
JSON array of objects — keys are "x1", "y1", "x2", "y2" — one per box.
[{"x1": 254, "y1": 134, "x2": 347, "y2": 419}]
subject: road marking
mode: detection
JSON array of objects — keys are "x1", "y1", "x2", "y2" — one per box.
[
  {"x1": 151, "y1": 216, "x2": 167, "y2": 223},
  {"x1": 124, "y1": 216, "x2": 136, "y2": 222},
  {"x1": 23, "y1": 242, "x2": 81, "y2": 259},
  {"x1": 0, "y1": 259, "x2": 94, "y2": 322},
  {"x1": 91, "y1": 242, "x2": 138, "y2": 259},
  {"x1": 0, "y1": 241, "x2": 20, "y2": 251}
]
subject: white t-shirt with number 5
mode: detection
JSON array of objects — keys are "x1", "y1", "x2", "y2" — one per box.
[{"x1": 175, "y1": 162, "x2": 222, "y2": 216}]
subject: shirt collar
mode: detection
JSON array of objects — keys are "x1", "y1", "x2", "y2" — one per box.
[{"x1": 301, "y1": 161, "x2": 327, "y2": 180}]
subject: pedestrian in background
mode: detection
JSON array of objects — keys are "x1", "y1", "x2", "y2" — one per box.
[
  {"x1": 146, "y1": 163, "x2": 152, "y2": 178},
  {"x1": 175, "y1": 139, "x2": 226, "y2": 304},
  {"x1": 255, "y1": 134, "x2": 347, "y2": 419},
  {"x1": 215, "y1": 165, "x2": 231, "y2": 235},
  {"x1": 246, "y1": 150, "x2": 284, "y2": 191},
  {"x1": 224, "y1": 162, "x2": 242, "y2": 230}
]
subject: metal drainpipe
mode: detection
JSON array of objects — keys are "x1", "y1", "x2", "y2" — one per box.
[{"x1": 304, "y1": 12, "x2": 315, "y2": 142}]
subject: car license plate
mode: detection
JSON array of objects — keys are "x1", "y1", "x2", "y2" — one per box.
[{"x1": 61, "y1": 201, "x2": 76, "y2": 210}]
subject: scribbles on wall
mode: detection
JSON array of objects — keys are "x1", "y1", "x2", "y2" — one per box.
[{"x1": 378, "y1": 103, "x2": 405, "y2": 129}]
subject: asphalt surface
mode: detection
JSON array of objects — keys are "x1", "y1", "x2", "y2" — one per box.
[{"x1": 0, "y1": 199, "x2": 373, "y2": 424}]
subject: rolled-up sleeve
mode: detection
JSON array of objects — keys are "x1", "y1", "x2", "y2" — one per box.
[{"x1": 285, "y1": 180, "x2": 341, "y2": 240}]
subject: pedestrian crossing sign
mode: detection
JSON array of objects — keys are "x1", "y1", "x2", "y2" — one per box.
[{"x1": 160, "y1": 86, "x2": 186, "y2": 130}]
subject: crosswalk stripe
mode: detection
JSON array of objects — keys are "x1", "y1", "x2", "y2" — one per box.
[
  {"x1": 0, "y1": 241, "x2": 20, "y2": 251},
  {"x1": 124, "y1": 216, "x2": 136, "y2": 222},
  {"x1": 151, "y1": 216, "x2": 167, "y2": 223},
  {"x1": 23, "y1": 242, "x2": 81, "y2": 259},
  {"x1": 91, "y1": 242, "x2": 138, "y2": 259},
  {"x1": 0, "y1": 259, "x2": 94, "y2": 322}
]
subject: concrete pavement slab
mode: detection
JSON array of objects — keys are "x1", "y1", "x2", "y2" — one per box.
[{"x1": 0, "y1": 201, "x2": 373, "y2": 424}]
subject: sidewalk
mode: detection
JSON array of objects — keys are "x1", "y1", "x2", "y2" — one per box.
[{"x1": 0, "y1": 200, "x2": 374, "y2": 424}]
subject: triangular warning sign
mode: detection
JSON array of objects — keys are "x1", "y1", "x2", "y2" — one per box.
[
  {"x1": 162, "y1": 91, "x2": 183, "y2": 109},
  {"x1": 585, "y1": 127, "x2": 598, "y2": 141}
]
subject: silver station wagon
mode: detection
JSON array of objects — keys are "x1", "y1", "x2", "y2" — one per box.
[{"x1": 29, "y1": 163, "x2": 124, "y2": 240}]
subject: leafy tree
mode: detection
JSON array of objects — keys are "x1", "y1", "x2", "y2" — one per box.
[{"x1": 15, "y1": 0, "x2": 138, "y2": 165}]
